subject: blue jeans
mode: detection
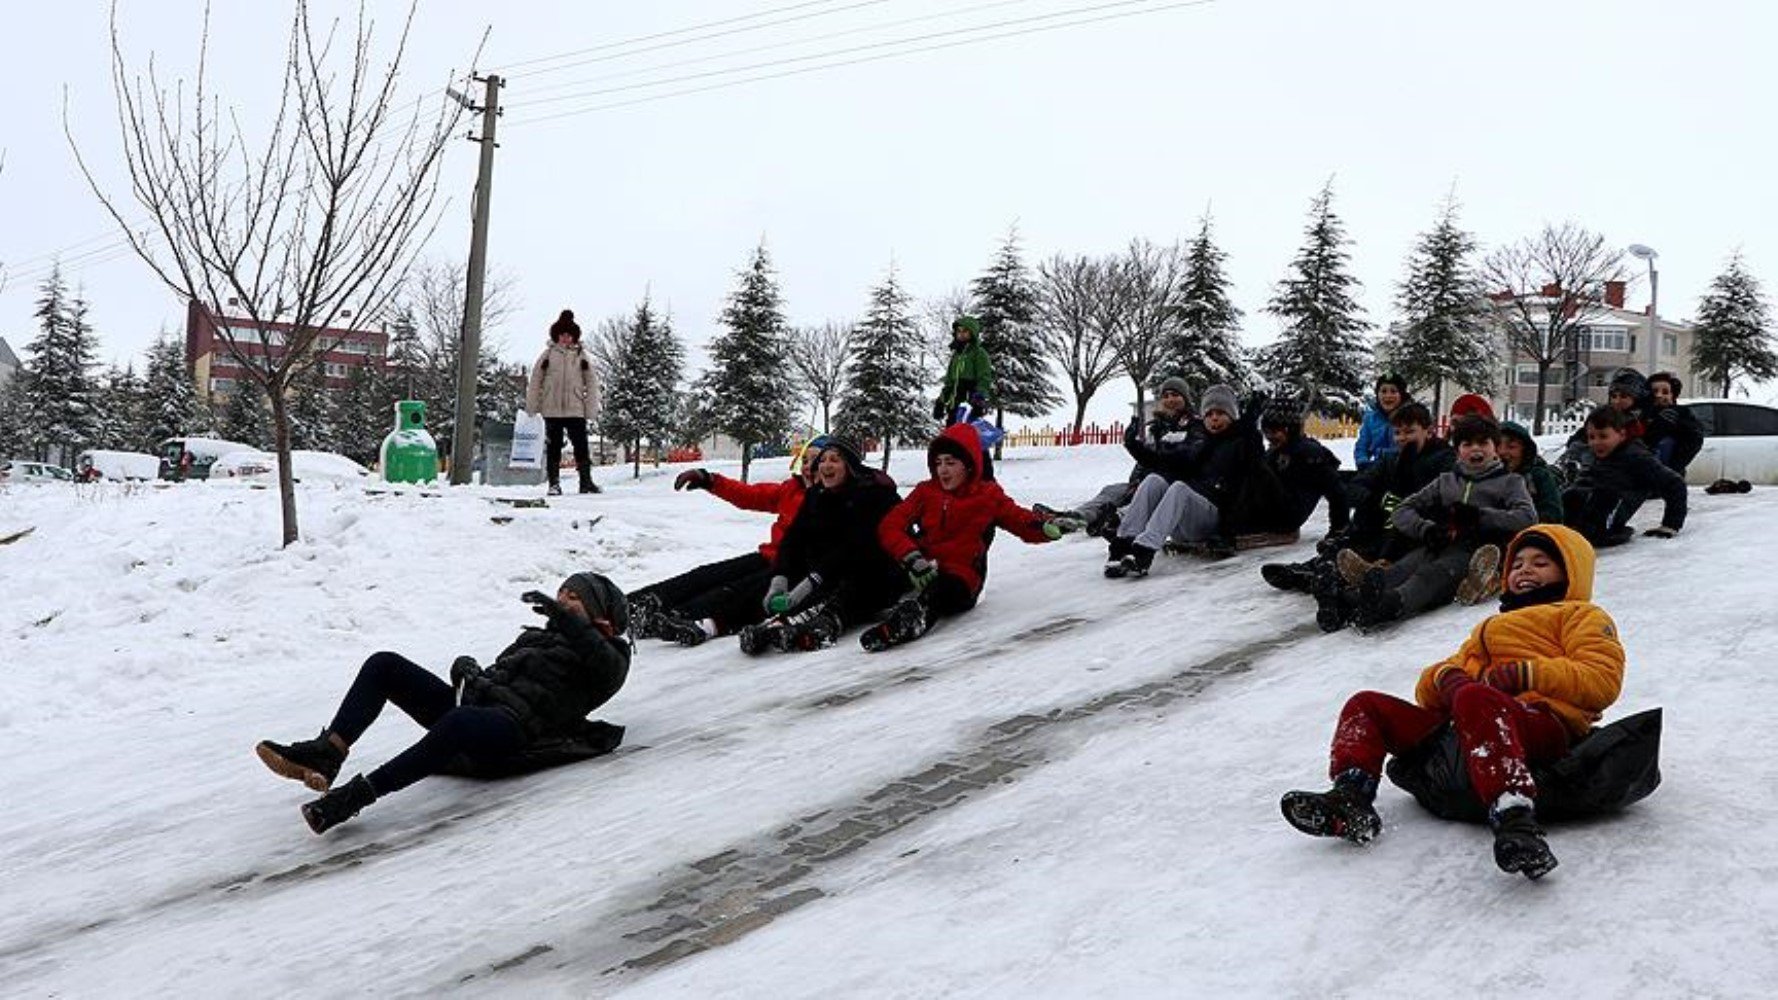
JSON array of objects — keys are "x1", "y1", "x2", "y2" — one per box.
[{"x1": 327, "y1": 651, "x2": 525, "y2": 796}]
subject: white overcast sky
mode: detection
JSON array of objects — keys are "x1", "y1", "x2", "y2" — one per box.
[{"x1": 3, "y1": 0, "x2": 1775, "y2": 422}]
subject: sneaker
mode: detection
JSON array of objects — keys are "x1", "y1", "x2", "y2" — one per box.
[
  {"x1": 1261, "y1": 561, "x2": 1315, "y2": 593},
  {"x1": 1490, "y1": 803, "x2": 1558, "y2": 879},
  {"x1": 301, "y1": 774, "x2": 378, "y2": 835},
  {"x1": 1454, "y1": 544, "x2": 1503, "y2": 606},
  {"x1": 653, "y1": 611, "x2": 710, "y2": 647},
  {"x1": 860, "y1": 597, "x2": 931, "y2": 652},
  {"x1": 1122, "y1": 544, "x2": 1157, "y2": 579},
  {"x1": 546, "y1": 482, "x2": 563, "y2": 497},
  {"x1": 1336, "y1": 548, "x2": 1378, "y2": 586},
  {"x1": 1280, "y1": 782, "x2": 1382, "y2": 845},
  {"x1": 256, "y1": 730, "x2": 346, "y2": 792},
  {"x1": 629, "y1": 593, "x2": 664, "y2": 640},
  {"x1": 1104, "y1": 535, "x2": 1134, "y2": 578}
]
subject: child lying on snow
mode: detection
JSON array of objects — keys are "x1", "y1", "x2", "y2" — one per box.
[
  {"x1": 864, "y1": 422, "x2": 1070, "y2": 651},
  {"x1": 1280, "y1": 525, "x2": 1624, "y2": 879},
  {"x1": 256, "y1": 573, "x2": 631, "y2": 834}
]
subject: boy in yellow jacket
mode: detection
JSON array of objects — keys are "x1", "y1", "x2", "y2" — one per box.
[{"x1": 1280, "y1": 524, "x2": 1624, "y2": 879}]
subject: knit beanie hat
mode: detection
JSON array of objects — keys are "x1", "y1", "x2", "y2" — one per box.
[
  {"x1": 1260, "y1": 397, "x2": 1306, "y2": 431},
  {"x1": 559, "y1": 572, "x2": 629, "y2": 634},
  {"x1": 819, "y1": 436, "x2": 871, "y2": 478},
  {"x1": 1157, "y1": 376, "x2": 1192, "y2": 404},
  {"x1": 1200, "y1": 384, "x2": 1240, "y2": 420},
  {"x1": 550, "y1": 309, "x2": 582, "y2": 341},
  {"x1": 1450, "y1": 393, "x2": 1496, "y2": 421},
  {"x1": 1608, "y1": 367, "x2": 1648, "y2": 400}
]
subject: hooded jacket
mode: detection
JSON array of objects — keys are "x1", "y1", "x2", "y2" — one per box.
[
  {"x1": 708, "y1": 473, "x2": 808, "y2": 563},
  {"x1": 526, "y1": 340, "x2": 600, "y2": 420},
  {"x1": 1571, "y1": 438, "x2": 1688, "y2": 532},
  {"x1": 1414, "y1": 525, "x2": 1624, "y2": 739},
  {"x1": 1123, "y1": 410, "x2": 1261, "y2": 512},
  {"x1": 772, "y1": 446, "x2": 902, "y2": 590},
  {"x1": 1347, "y1": 436, "x2": 1456, "y2": 535},
  {"x1": 1228, "y1": 431, "x2": 1349, "y2": 535},
  {"x1": 459, "y1": 598, "x2": 631, "y2": 744},
  {"x1": 1392, "y1": 457, "x2": 1537, "y2": 546},
  {"x1": 938, "y1": 336, "x2": 994, "y2": 416},
  {"x1": 877, "y1": 423, "x2": 1054, "y2": 595},
  {"x1": 1500, "y1": 421, "x2": 1565, "y2": 523},
  {"x1": 1354, "y1": 399, "x2": 1399, "y2": 468},
  {"x1": 1124, "y1": 408, "x2": 1199, "y2": 483}
]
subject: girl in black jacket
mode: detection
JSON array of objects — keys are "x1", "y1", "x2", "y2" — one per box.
[{"x1": 256, "y1": 573, "x2": 632, "y2": 833}]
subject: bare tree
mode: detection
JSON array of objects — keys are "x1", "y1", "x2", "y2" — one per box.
[
  {"x1": 788, "y1": 321, "x2": 853, "y2": 434},
  {"x1": 1037, "y1": 253, "x2": 1125, "y2": 433},
  {"x1": 68, "y1": 2, "x2": 465, "y2": 545},
  {"x1": 1108, "y1": 239, "x2": 1184, "y2": 417},
  {"x1": 1480, "y1": 223, "x2": 1628, "y2": 433},
  {"x1": 411, "y1": 258, "x2": 516, "y2": 362}
]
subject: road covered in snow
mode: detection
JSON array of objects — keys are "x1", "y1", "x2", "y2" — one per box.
[{"x1": 2, "y1": 443, "x2": 1773, "y2": 997}]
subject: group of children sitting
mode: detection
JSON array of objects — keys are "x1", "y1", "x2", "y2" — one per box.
[{"x1": 256, "y1": 365, "x2": 1696, "y2": 882}]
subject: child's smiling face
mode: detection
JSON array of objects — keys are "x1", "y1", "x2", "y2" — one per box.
[
  {"x1": 1457, "y1": 436, "x2": 1498, "y2": 468},
  {"x1": 1507, "y1": 546, "x2": 1565, "y2": 594}
]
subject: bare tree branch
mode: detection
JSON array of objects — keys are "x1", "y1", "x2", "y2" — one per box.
[
  {"x1": 788, "y1": 321, "x2": 853, "y2": 435},
  {"x1": 1037, "y1": 253, "x2": 1125, "y2": 434}
]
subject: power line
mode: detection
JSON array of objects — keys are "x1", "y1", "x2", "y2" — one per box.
[
  {"x1": 496, "y1": 0, "x2": 884, "y2": 77},
  {"x1": 512, "y1": 0, "x2": 1036, "y2": 100},
  {"x1": 508, "y1": 0, "x2": 1214, "y2": 126}
]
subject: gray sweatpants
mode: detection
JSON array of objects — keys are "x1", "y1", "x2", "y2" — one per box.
[
  {"x1": 1382, "y1": 540, "x2": 1478, "y2": 616},
  {"x1": 1116, "y1": 473, "x2": 1220, "y2": 551}
]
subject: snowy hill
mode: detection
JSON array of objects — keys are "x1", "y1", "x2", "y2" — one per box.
[{"x1": 2, "y1": 447, "x2": 1773, "y2": 998}]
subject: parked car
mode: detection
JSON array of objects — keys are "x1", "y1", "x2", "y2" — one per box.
[
  {"x1": 1680, "y1": 399, "x2": 1778, "y2": 486},
  {"x1": 0, "y1": 459, "x2": 75, "y2": 484},
  {"x1": 75, "y1": 449, "x2": 164, "y2": 482},
  {"x1": 158, "y1": 437, "x2": 255, "y2": 481},
  {"x1": 211, "y1": 449, "x2": 371, "y2": 484}
]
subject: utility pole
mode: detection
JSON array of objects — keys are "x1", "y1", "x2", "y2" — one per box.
[{"x1": 449, "y1": 74, "x2": 502, "y2": 485}]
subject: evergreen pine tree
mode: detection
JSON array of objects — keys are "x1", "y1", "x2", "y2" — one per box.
[
  {"x1": 698, "y1": 243, "x2": 795, "y2": 481},
  {"x1": 0, "y1": 368, "x2": 31, "y2": 460},
  {"x1": 330, "y1": 362, "x2": 392, "y2": 466},
  {"x1": 384, "y1": 305, "x2": 430, "y2": 403},
  {"x1": 139, "y1": 334, "x2": 213, "y2": 450},
  {"x1": 94, "y1": 363, "x2": 145, "y2": 451},
  {"x1": 836, "y1": 264, "x2": 929, "y2": 470},
  {"x1": 601, "y1": 297, "x2": 686, "y2": 478},
  {"x1": 285, "y1": 362, "x2": 335, "y2": 451},
  {"x1": 1257, "y1": 183, "x2": 1373, "y2": 414},
  {"x1": 219, "y1": 384, "x2": 273, "y2": 449},
  {"x1": 1691, "y1": 252, "x2": 1777, "y2": 397},
  {"x1": 23, "y1": 269, "x2": 104, "y2": 463},
  {"x1": 969, "y1": 229, "x2": 1061, "y2": 445},
  {"x1": 1377, "y1": 196, "x2": 1496, "y2": 412},
  {"x1": 1160, "y1": 214, "x2": 1248, "y2": 396}
]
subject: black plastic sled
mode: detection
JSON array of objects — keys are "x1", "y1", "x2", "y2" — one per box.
[
  {"x1": 1385, "y1": 708, "x2": 1662, "y2": 824},
  {"x1": 441, "y1": 719, "x2": 626, "y2": 780}
]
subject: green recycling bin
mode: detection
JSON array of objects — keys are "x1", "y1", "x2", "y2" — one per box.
[{"x1": 381, "y1": 400, "x2": 440, "y2": 484}]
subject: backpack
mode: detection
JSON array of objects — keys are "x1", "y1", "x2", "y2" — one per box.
[{"x1": 1385, "y1": 708, "x2": 1662, "y2": 824}]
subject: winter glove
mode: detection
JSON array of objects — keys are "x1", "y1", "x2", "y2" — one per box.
[
  {"x1": 450, "y1": 655, "x2": 483, "y2": 704},
  {"x1": 1654, "y1": 407, "x2": 1681, "y2": 425},
  {"x1": 1041, "y1": 520, "x2": 1066, "y2": 541},
  {"x1": 1643, "y1": 525, "x2": 1678, "y2": 539},
  {"x1": 1449, "y1": 502, "x2": 1483, "y2": 533},
  {"x1": 763, "y1": 576, "x2": 790, "y2": 614},
  {"x1": 903, "y1": 552, "x2": 939, "y2": 592},
  {"x1": 1484, "y1": 660, "x2": 1533, "y2": 695},
  {"x1": 932, "y1": 397, "x2": 947, "y2": 420},
  {"x1": 1433, "y1": 665, "x2": 1478, "y2": 706},
  {"x1": 766, "y1": 574, "x2": 822, "y2": 615},
  {"x1": 1125, "y1": 418, "x2": 1142, "y2": 444},
  {"x1": 674, "y1": 468, "x2": 712, "y2": 492},
  {"x1": 522, "y1": 590, "x2": 587, "y2": 637}
]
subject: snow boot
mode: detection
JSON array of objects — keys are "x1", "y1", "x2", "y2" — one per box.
[
  {"x1": 785, "y1": 606, "x2": 844, "y2": 651},
  {"x1": 1599, "y1": 525, "x2": 1635, "y2": 548},
  {"x1": 653, "y1": 611, "x2": 710, "y2": 647},
  {"x1": 1125, "y1": 543, "x2": 1157, "y2": 577},
  {"x1": 1311, "y1": 563, "x2": 1354, "y2": 633},
  {"x1": 1353, "y1": 568, "x2": 1403, "y2": 631},
  {"x1": 1104, "y1": 535, "x2": 1135, "y2": 578},
  {"x1": 1281, "y1": 769, "x2": 1382, "y2": 845},
  {"x1": 301, "y1": 774, "x2": 378, "y2": 835},
  {"x1": 860, "y1": 597, "x2": 932, "y2": 652},
  {"x1": 256, "y1": 730, "x2": 347, "y2": 792},
  {"x1": 578, "y1": 473, "x2": 602, "y2": 495},
  {"x1": 738, "y1": 620, "x2": 789, "y2": 656},
  {"x1": 1336, "y1": 548, "x2": 1379, "y2": 586},
  {"x1": 629, "y1": 593, "x2": 664, "y2": 641},
  {"x1": 1454, "y1": 544, "x2": 1503, "y2": 606},
  {"x1": 1261, "y1": 560, "x2": 1316, "y2": 593},
  {"x1": 1490, "y1": 803, "x2": 1558, "y2": 880},
  {"x1": 546, "y1": 481, "x2": 563, "y2": 497}
]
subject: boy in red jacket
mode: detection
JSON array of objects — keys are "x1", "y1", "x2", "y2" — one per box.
[
  {"x1": 865, "y1": 423, "x2": 1070, "y2": 651},
  {"x1": 628, "y1": 437, "x2": 823, "y2": 646}
]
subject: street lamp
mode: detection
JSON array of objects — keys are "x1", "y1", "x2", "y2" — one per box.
[{"x1": 1628, "y1": 243, "x2": 1659, "y2": 375}]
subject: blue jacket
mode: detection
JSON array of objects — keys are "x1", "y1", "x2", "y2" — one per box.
[{"x1": 1353, "y1": 402, "x2": 1396, "y2": 469}]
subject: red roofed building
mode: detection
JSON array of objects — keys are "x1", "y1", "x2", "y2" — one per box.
[{"x1": 185, "y1": 300, "x2": 387, "y2": 403}]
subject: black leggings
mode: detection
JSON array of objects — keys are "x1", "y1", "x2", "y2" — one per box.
[
  {"x1": 545, "y1": 417, "x2": 592, "y2": 484},
  {"x1": 327, "y1": 652, "x2": 526, "y2": 796},
  {"x1": 632, "y1": 551, "x2": 774, "y2": 633}
]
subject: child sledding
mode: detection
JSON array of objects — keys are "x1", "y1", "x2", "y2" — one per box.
[
  {"x1": 1281, "y1": 525, "x2": 1628, "y2": 879},
  {"x1": 866, "y1": 422, "x2": 1066, "y2": 651}
]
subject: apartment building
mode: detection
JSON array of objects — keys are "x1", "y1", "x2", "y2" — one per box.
[{"x1": 185, "y1": 300, "x2": 387, "y2": 403}]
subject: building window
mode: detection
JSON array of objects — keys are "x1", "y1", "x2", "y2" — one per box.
[
  {"x1": 324, "y1": 362, "x2": 349, "y2": 378},
  {"x1": 1663, "y1": 333, "x2": 1679, "y2": 357},
  {"x1": 209, "y1": 377, "x2": 235, "y2": 392},
  {"x1": 1515, "y1": 365, "x2": 1562, "y2": 386},
  {"x1": 1578, "y1": 326, "x2": 1629, "y2": 352}
]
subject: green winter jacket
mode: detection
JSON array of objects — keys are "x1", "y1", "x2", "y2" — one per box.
[
  {"x1": 939, "y1": 338, "x2": 994, "y2": 415},
  {"x1": 1521, "y1": 457, "x2": 1565, "y2": 523}
]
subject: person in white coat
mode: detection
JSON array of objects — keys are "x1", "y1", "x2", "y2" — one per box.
[{"x1": 526, "y1": 309, "x2": 602, "y2": 494}]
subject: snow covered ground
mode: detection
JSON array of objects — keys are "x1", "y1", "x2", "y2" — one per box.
[{"x1": 2, "y1": 442, "x2": 1773, "y2": 998}]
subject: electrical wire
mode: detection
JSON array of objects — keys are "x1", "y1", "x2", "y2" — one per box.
[{"x1": 507, "y1": 0, "x2": 1213, "y2": 126}]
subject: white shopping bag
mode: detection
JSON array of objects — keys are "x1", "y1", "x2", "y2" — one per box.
[{"x1": 509, "y1": 409, "x2": 545, "y2": 469}]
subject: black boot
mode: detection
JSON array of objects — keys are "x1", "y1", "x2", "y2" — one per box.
[
  {"x1": 302, "y1": 774, "x2": 378, "y2": 834},
  {"x1": 256, "y1": 730, "x2": 346, "y2": 792},
  {"x1": 1491, "y1": 803, "x2": 1558, "y2": 879},
  {"x1": 860, "y1": 596, "x2": 932, "y2": 652},
  {"x1": 546, "y1": 479, "x2": 563, "y2": 497},
  {"x1": 786, "y1": 605, "x2": 844, "y2": 651},
  {"x1": 1125, "y1": 543, "x2": 1158, "y2": 578},
  {"x1": 1353, "y1": 568, "x2": 1403, "y2": 631},
  {"x1": 1261, "y1": 560, "x2": 1315, "y2": 593},
  {"x1": 1311, "y1": 563, "x2": 1353, "y2": 633},
  {"x1": 1104, "y1": 535, "x2": 1135, "y2": 578},
  {"x1": 653, "y1": 610, "x2": 710, "y2": 647},
  {"x1": 578, "y1": 472, "x2": 601, "y2": 494},
  {"x1": 1281, "y1": 769, "x2": 1382, "y2": 845},
  {"x1": 739, "y1": 620, "x2": 788, "y2": 656},
  {"x1": 629, "y1": 593, "x2": 664, "y2": 640}
]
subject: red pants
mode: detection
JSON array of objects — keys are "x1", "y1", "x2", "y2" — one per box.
[{"x1": 1329, "y1": 685, "x2": 1570, "y2": 805}]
